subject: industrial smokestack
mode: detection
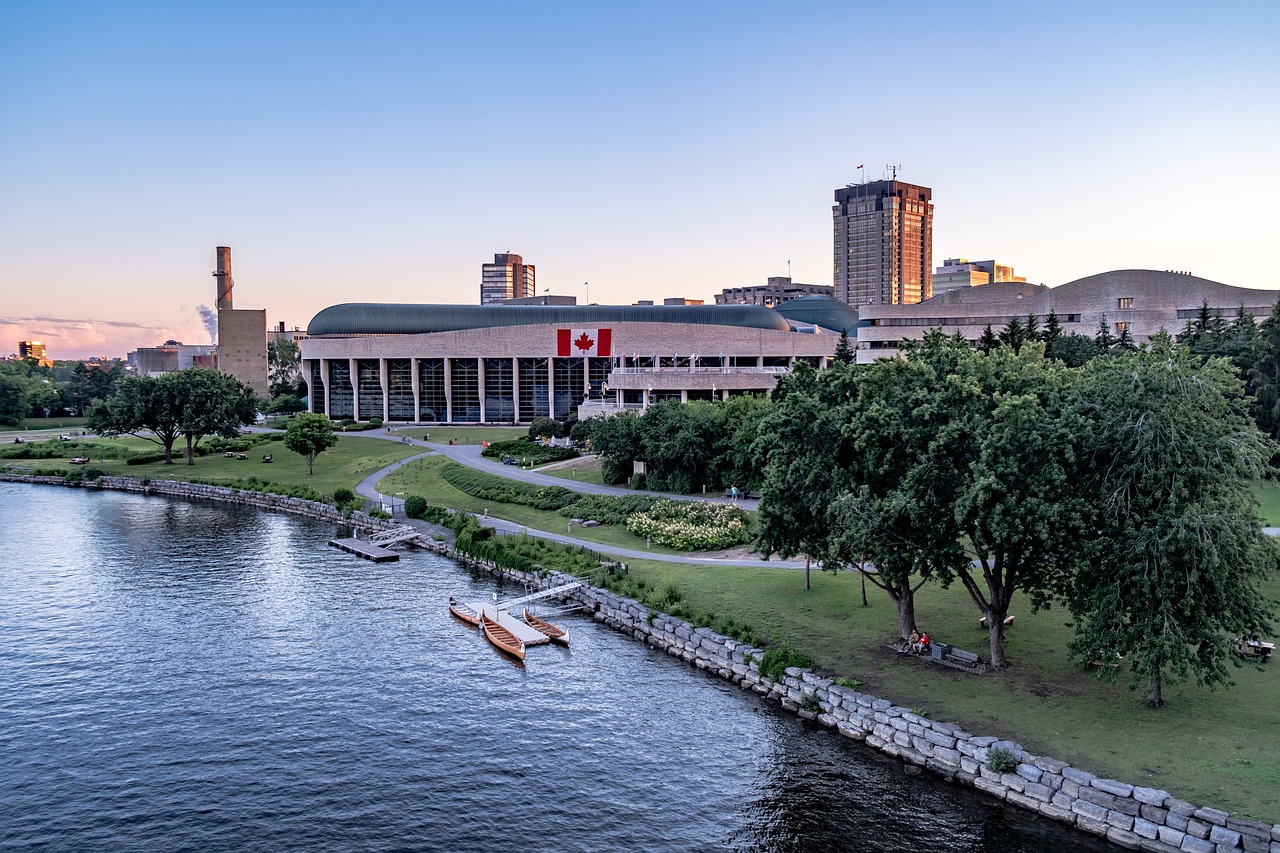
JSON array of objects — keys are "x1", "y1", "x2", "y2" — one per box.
[{"x1": 214, "y1": 246, "x2": 234, "y2": 310}]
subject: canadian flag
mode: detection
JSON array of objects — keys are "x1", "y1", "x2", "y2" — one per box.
[{"x1": 558, "y1": 328, "x2": 612, "y2": 357}]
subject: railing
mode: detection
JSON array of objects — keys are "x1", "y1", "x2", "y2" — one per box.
[{"x1": 610, "y1": 366, "x2": 791, "y2": 375}]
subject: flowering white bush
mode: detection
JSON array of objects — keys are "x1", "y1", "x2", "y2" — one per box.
[{"x1": 626, "y1": 499, "x2": 749, "y2": 551}]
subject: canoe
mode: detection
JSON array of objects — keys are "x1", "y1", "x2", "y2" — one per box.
[
  {"x1": 448, "y1": 595, "x2": 481, "y2": 626},
  {"x1": 481, "y1": 613, "x2": 526, "y2": 661},
  {"x1": 524, "y1": 609, "x2": 570, "y2": 645}
]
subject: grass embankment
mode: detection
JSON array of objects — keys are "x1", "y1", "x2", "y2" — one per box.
[
  {"x1": 376, "y1": 456, "x2": 699, "y2": 555},
  {"x1": 0, "y1": 416, "x2": 88, "y2": 432},
  {"x1": 538, "y1": 456, "x2": 608, "y2": 485},
  {"x1": 1, "y1": 433, "x2": 423, "y2": 499},
  {"x1": 395, "y1": 426, "x2": 526, "y2": 445}
]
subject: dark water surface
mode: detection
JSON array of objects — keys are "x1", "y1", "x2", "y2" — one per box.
[{"x1": 0, "y1": 484, "x2": 1109, "y2": 852}]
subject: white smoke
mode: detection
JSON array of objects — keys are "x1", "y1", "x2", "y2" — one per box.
[{"x1": 197, "y1": 305, "x2": 218, "y2": 343}]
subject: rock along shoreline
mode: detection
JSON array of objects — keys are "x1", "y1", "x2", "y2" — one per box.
[{"x1": 5, "y1": 471, "x2": 1277, "y2": 853}]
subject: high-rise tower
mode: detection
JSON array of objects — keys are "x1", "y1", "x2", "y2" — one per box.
[
  {"x1": 481, "y1": 253, "x2": 536, "y2": 304},
  {"x1": 833, "y1": 179, "x2": 933, "y2": 306}
]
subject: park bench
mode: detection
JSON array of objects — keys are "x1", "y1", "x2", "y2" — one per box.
[{"x1": 979, "y1": 615, "x2": 1016, "y2": 627}]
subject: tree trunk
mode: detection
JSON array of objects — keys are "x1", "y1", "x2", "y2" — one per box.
[
  {"x1": 1145, "y1": 670, "x2": 1164, "y2": 707},
  {"x1": 987, "y1": 617, "x2": 1007, "y2": 668},
  {"x1": 307, "y1": 453, "x2": 315, "y2": 475},
  {"x1": 859, "y1": 569, "x2": 868, "y2": 607},
  {"x1": 185, "y1": 435, "x2": 195, "y2": 465},
  {"x1": 804, "y1": 556, "x2": 811, "y2": 591},
  {"x1": 894, "y1": 589, "x2": 916, "y2": 642}
]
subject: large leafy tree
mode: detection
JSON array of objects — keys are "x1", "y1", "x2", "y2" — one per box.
[
  {"x1": 0, "y1": 373, "x2": 31, "y2": 426},
  {"x1": 1069, "y1": 336, "x2": 1277, "y2": 706},
  {"x1": 284, "y1": 412, "x2": 338, "y2": 475},
  {"x1": 590, "y1": 410, "x2": 645, "y2": 485},
  {"x1": 827, "y1": 333, "x2": 973, "y2": 639},
  {"x1": 88, "y1": 374, "x2": 184, "y2": 463},
  {"x1": 267, "y1": 339, "x2": 303, "y2": 399},
  {"x1": 952, "y1": 344, "x2": 1088, "y2": 667},
  {"x1": 638, "y1": 400, "x2": 718, "y2": 494},
  {"x1": 755, "y1": 361, "x2": 856, "y2": 591},
  {"x1": 710, "y1": 393, "x2": 770, "y2": 492},
  {"x1": 1251, "y1": 298, "x2": 1280, "y2": 439},
  {"x1": 175, "y1": 369, "x2": 260, "y2": 464}
]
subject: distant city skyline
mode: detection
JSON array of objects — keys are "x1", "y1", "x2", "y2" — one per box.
[{"x1": 3, "y1": 2, "x2": 1277, "y2": 358}]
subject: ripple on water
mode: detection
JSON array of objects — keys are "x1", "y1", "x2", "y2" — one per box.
[{"x1": 0, "y1": 484, "x2": 1110, "y2": 853}]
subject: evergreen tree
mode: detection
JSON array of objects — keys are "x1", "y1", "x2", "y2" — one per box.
[
  {"x1": 833, "y1": 329, "x2": 855, "y2": 365},
  {"x1": 1094, "y1": 315, "x2": 1116, "y2": 354},
  {"x1": 1250, "y1": 298, "x2": 1280, "y2": 439},
  {"x1": 1024, "y1": 313, "x2": 1040, "y2": 341},
  {"x1": 1115, "y1": 324, "x2": 1138, "y2": 352},
  {"x1": 1042, "y1": 310, "x2": 1063, "y2": 354},
  {"x1": 979, "y1": 325, "x2": 998, "y2": 355},
  {"x1": 998, "y1": 317, "x2": 1026, "y2": 352}
]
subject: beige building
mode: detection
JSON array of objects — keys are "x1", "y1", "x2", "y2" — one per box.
[
  {"x1": 218, "y1": 309, "x2": 268, "y2": 398},
  {"x1": 932, "y1": 258, "x2": 1027, "y2": 296},
  {"x1": 856, "y1": 269, "x2": 1280, "y2": 363},
  {"x1": 834, "y1": 179, "x2": 933, "y2": 306},
  {"x1": 716, "y1": 276, "x2": 834, "y2": 307},
  {"x1": 298, "y1": 299, "x2": 858, "y2": 423}
]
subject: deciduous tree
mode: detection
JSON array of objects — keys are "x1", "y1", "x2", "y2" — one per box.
[
  {"x1": 1069, "y1": 337, "x2": 1277, "y2": 706},
  {"x1": 284, "y1": 412, "x2": 338, "y2": 475}
]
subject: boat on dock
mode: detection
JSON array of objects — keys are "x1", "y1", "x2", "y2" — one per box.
[
  {"x1": 523, "y1": 609, "x2": 570, "y2": 645},
  {"x1": 481, "y1": 613, "x2": 526, "y2": 660},
  {"x1": 448, "y1": 596, "x2": 481, "y2": 626}
]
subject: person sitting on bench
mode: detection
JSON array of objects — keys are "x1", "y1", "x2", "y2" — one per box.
[{"x1": 912, "y1": 629, "x2": 931, "y2": 655}]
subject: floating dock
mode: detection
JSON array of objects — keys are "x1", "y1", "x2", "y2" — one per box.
[
  {"x1": 328, "y1": 537, "x2": 400, "y2": 562},
  {"x1": 468, "y1": 604, "x2": 550, "y2": 646}
]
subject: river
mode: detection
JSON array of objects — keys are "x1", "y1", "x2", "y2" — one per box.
[{"x1": 0, "y1": 483, "x2": 1110, "y2": 852}]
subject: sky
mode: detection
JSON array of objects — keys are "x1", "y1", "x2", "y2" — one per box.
[{"x1": 2, "y1": 1, "x2": 1278, "y2": 359}]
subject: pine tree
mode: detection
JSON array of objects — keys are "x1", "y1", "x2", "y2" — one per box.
[
  {"x1": 1042, "y1": 310, "x2": 1063, "y2": 355},
  {"x1": 979, "y1": 325, "x2": 998, "y2": 355},
  {"x1": 833, "y1": 329, "x2": 854, "y2": 365},
  {"x1": 1095, "y1": 315, "x2": 1116, "y2": 354},
  {"x1": 999, "y1": 317, "x2": 1026, "y2": 353},
  {"x1": 1024, "y1": 313, "x2": 1040, "y2": 341}
]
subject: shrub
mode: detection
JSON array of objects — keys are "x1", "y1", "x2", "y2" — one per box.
[
  {"x1": 986, "y1": 746, "x2": 1019, "y2": 774},
  {"x1": 368, "y1": 509, "x2": 390, "y2": 520},
  {"x1": 528, "y1": 417, "x2": 562, "y2": 439},
  {"x1": 368, "y1": 417, "x2": 383, "y2": 429},
  {"x1": 630, "y1": 472, "x2": 645, "y2": 490},
  {"x1": 625, "y1": 499, "x2": 749, "y2": 551},
  {"x1": 833, "y1": 677, "x2": 862, "y2": 690},
  {"x1": 759, "y1": 645, "x2": 813, "y2": 681},
  {"x1": 801, "y1": 694, "x2": 822, "y2": 713},
  {"x1": 404, "y1": 495, "x2": 427, "y2": 519},
  {"x1": 480, "y1": 437, "x2": 578, "y2": 466},
  {"x1": 556, "y1": 493, "x2": 659, "y2": 526},
  {"x1": 333, "y1": 487, "x2": 355, "y2": 504}
]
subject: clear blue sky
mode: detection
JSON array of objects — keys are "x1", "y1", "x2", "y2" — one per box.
[{"x1": 2, "y1": 1, "x2": 1277, "y2": 358}]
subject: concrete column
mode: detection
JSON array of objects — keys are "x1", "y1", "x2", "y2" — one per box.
[
  {"x1": 547, "y1": 358, "x2": 556, "y2": 420},
  {"x1": 444, "y1": 358, "x2": 453, "y2": 423},
  {"x1": 379, "y1": 358, "x2": 389, "y2": 423},
  {"x1": 680, "y1": 390, "x2": 688, "y2": 403},
  {"x1": 320, "y1": 359, "x2": 331, "y2": 419},
  {"x1": 411, "y1": 359, "x2": 420, "y2": 422},
  {"x1": 348, "y1": 358, "x2": 359, "y2": 420},
  {"x1": 478, "y1": 358, "x2": 487, "y2": 423},
  {"x1": 511, "y1": 357, "x2": 520, "y2": 423}
]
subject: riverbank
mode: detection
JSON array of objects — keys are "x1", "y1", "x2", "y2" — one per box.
[{"x1": 5, "y1": 470, "x2": 1278, "y2": 851}]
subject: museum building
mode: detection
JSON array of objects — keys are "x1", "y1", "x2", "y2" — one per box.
[{"x1": 298, "y1": 300, "x2": 857, "y2": 423}]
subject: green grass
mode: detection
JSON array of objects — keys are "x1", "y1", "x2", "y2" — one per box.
[
  {"x1": 0, "y1": 416, "x2": 88, "y2": 432},
  {"x1": 2, "y1": 433, "x2": 423, "y2": 499},
  {"x1": 539, "y1": 456, "x2": 608, "y2": 485},
  {"x1": 393, "y1": 426, "x2": 526, "y2": 445},
  {"x1": 1249, "y1": 479, "x2": 1280, "y2": 527}
]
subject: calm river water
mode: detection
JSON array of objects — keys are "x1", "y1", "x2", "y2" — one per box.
[{"x1": 0, "y1": 484, "x2": 1110, "y2": 852}]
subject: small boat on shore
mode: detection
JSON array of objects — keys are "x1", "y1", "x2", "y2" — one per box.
[
  {"x1": 448, "y1": 595, "x2": 481, "y2": 626},
  {"x1": 481, "y1": 613, "x2": 526, "y2": 660},
  {"x1": 524, "y1": 609, "x2": 570, "y2": 645}
]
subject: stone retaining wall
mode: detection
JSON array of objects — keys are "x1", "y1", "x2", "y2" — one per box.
[
  {"x1": 466, "y1": 559, "x2": 1280, "y2": 853},
  {"x1": 5, "y1": 472, "x2": 1277, "y2": 852}
]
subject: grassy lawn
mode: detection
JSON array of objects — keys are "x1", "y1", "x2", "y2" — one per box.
[
  {"x1": 538, "y1": 456, "x2": 607, "y2": 485},
  {"x1": 1250, "y1": 479, "x2": 1280, "y2": 526},
  {"x1": 394, "y1": 425, "x2": 526, "y2": 445},
  {"x1": 2, "y1": 433, "x2": 423, "y2": 499},
  {"x1": 0, "y1": 416, "x2": 88, "y2": 432},
  {"x1": 375, "y1": 456, "x2": 695, "y2": 555}
]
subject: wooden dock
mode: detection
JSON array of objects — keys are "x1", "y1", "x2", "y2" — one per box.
[
  {"x1": 328, "y1": 537, "x2": 400, "y2": 562},
  {"x1": 465, "y1": 603, "x2": 551, "y2": 646}
]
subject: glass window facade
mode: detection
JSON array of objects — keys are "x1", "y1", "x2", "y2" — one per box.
[
  {"x1": 518, "y1": 358, "x2": 550, "y2": 419},
  {"x1": 483, "y1": 358, "x2": 514, "y2": 422},
  {"x1": 309, "y1": 362, "x2": 326, "y2": 414},
  {"x1": 417, "y1": 358, "x2": 445, "y2": 422},
  {"x1": 328, "y1": 360, "x2": 353, "y2": 419},
  {"x1": 356, "y1": 359, "x2": 381, "y2": 421},
  {"x1": 450, "y1": 358, "x2": 480, "y2": 422},
  {"x1": 552, "y1": 357, "x2": 584, "y2": 419},
  {"x1": 388, "y1": 359, "x2": 414, "y2": 420}
]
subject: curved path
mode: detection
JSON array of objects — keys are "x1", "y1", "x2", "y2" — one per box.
[{"x1": 351, "y1": 432, "x2": 806, "y2": 569}]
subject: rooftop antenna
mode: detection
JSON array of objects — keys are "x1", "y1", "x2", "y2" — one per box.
[{"x1": 886, "y1": 162, "x2": 900, "y2": 181}]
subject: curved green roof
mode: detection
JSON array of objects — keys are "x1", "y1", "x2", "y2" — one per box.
[
  {"x1": 307, "y1": 303, "x2": 794, "y2": 336},
  {"x1": 774, "y1": 295, "x2": 861, "y2": 333}
]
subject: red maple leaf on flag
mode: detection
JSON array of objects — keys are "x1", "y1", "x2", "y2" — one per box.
[{"x1": 573, "y1": 332, "x2": 595, "y2": 352}]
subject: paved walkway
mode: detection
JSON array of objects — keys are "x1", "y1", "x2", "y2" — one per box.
[{"x1": 351, "y1": 432, "x2": 804, "y2": 568}]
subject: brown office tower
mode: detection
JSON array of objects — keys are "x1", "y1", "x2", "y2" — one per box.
[
  {"x1": 481, "y1": 253, "x2": 536, "y2": 304},
  {"x1": 833, "y1": 180, "x2": 933, "y2": 306}
]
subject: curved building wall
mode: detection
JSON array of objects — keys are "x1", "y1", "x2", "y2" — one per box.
[
  {"x1": 299, "y1": 319, "x2": 836, "y2": 423},
  {"x1": 856, "y1": 270, "x2": 1280, "y2": 362}
]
